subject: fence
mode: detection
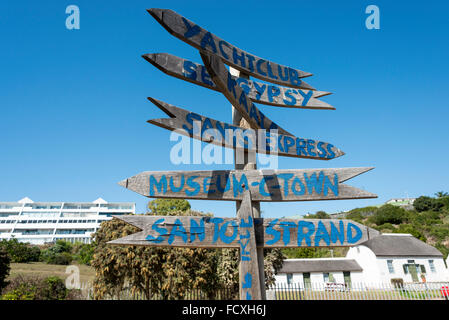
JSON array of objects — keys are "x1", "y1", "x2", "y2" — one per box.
[
  {"x1": 267, "y1": 282, "x2": 449, "y2": 300},
  {"x1": 82, "y1": 285, "x2": 237, "y2": 300},
  {"x1": 78, "y1": 281, "x2": 449, "y2": 300}
]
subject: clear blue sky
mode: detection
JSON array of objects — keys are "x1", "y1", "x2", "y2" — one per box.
[{"x1": 1, "y1": 0, "x2": 448, "y2": 218}]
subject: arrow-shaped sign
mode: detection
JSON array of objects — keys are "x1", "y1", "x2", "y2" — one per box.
[
  {"x1": 147, "y1": 97, "x2": 344, "y2": 160},
  {"x1": 107, "y1": 214, "x2": 381, "y2": 248},
  {"x1": 147, "y1": 8, "x2": 313, "y2": 88},
  {"x1": 117, "y1": 168, "x2": 377, "y2": 202},
  {"x1": 142, "y1": 53, "x2": 334, "y2": 110}
]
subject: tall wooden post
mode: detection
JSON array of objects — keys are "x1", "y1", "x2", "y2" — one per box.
[{"x1": 230, "y1": 66, "x2": 266, "y2": 300}]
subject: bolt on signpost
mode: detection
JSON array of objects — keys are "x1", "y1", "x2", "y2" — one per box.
[{"x1": 109, "y1": 8, "x2": 379, "y2": 300}]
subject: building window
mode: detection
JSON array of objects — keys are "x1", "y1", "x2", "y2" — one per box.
[
  {"x1": 303, "y1": 273, "x2": 311, "y2": 288},
  {"x1": 343, "y1": 271, "x2": 351, "y2": 288},
  {"x1": 387, "y1": 260, "x2": 395, "y2": 274},
  {"x1": 323, "y1": 273, "x2": 329, "y2": 283},
  {"x1": 429, "y1": 260, "x2": 436, "y2": 273},
  {"x1": 420, "y1": 265, "x2": 426, "y2": 274},
  {"x1": 286, "y1": 273, "x2": 293, "y2": 285}
]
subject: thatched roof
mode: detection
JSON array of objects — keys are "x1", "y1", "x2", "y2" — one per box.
[
  {"x1": 360, "y1": 234, "x2": 443, "y2": 257},
  {"x1": 279, "y1": 259, "x2": 363, "y2": 273}
]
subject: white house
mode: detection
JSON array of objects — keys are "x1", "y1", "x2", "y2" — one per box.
[
  {"x1": 346, "y1": 233, "x2": 449, "y2": 286},
  {"x1": 274, "y1": 233, "x2": 449, "y2": 289},
  {"x1": 275, "y1": 258, "x2": 364, "y2": 288}
]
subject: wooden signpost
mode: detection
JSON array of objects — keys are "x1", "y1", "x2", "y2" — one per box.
[
  {"x1": 146, "y1": 97, "x2": 345, "y2": 160},
  {"x1": 111, "y1": 8, "x2": 378, "y2": 301}
]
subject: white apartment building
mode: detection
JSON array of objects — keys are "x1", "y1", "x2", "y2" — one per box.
[{"x1": 0, "y1": 197, "x2": 135, "y2": 244}]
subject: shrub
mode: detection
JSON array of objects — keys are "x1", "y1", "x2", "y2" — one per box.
[
  {"x1": 428, "y1": 225, "x2": 449, "y2": 242},
  {"x1": 39, "y1": 276, "x2": 67, "y2": 300},
  {"x1": 40, "y1": 240, "x2": 74, "y2": 265},
  {"x1": 434, "y1": 243, "x2": 449, "y2": 260},
  {"x1": 72, "y1": 243, "x2": 95, "y2": 265},
  {"x1": 438, "y1": 196, "x2": 449, "y2": 209},
  {"x1": 0, "y1": 239, "x2": 41, "y2": 263},
  {"x1": 41, "y1": 251, "x2": 73, "y2": 265},
  {"x1": 1, "y1": 274, "x2": 68, "y2": 300},
  {"x1": 368, "y1": 204, "x2": 408, "y2": 225},
  {"x1": 0, "y1": 247, "x2": 10, "y2": 292},
  {"x1": 377, "y1": 223, "x2": 395, "y2": 232},
  {"x1": 1, "y1": 275, "x2": 40, "y2": 300},
  {"x1": 345, "y1": 211, "x2": 364, "y2": 222},
  {"x1": 394, "y1": 224, "x2": 426, "y2": 242},
  {"x1": 413, "y1": 196, "x2": 444, "y2": 213},
  {"x1": 346, "y1": 206, "x2": 378, "y2": 217}
]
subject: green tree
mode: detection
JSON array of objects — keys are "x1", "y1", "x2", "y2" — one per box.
[
  {"x1": 0, "y1": 239, "x2": 40, "y2": 263},
  {"x1": 72, "y1": 243, "x2": 95, "y2": 265},
  {"x1": 92, "y1": 199, "x2": 219, "y2": 300},
  {"x1": 0, "y1": 246, "x2": 10, "y2": 292},
  {"x1": 413, "y1": 196, "x2": 443, "y2": 212},
  {"x1": 147, "y1": 199, "x2": 191, "y2": 214},
  {"x1": 435, "y1": 191, "x2": 449, "y2": 198},
  {"x1": 304, "y1": 211, "x2": 330, "y2": 219}
]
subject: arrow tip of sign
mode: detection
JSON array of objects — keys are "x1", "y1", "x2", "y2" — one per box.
[
  {"x1": 332, "y1": 149, "x2": 345, "y2": 159},
  {"x1": 315, "y1": 91, "x2": 333, "y2": 98},
  {"x1": 147, "y1": 97, "x2": 177, "y2": 118},
  {"x1": 141, "y1": 53, "x2": 155, "y2": 62},
  {"x1": 147, "y1": 8, "x2": 163, "y2": 21},
  {"x1": 118, "y1": 178, "x2": 128, "y2": 188},
  {"x1": 302, "y1": 72, "x2": 314, "y2": 78},
  {"x1": 106, "y1": 239, "x2": 126, "y2": 246}
]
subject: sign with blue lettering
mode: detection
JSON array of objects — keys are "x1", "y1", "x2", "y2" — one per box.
[
  {"x1": 147, "y1": 8, "x2": 312, "y2": 88},
  {"x1": 147, "y1": 97, "x2": 345, "y2": 161},
  {"x1": 117, "y1": 168, "x2": 376, "y2": 202},
  {"x1": 142, "y1": 53, "x2": 334, "y2": 110},
  {"x1": 107, "y1": 214, "x2": 380, "y2": 248},
  {"x1": 237, "y1": 190, "x2": 262, "y2": 300}
]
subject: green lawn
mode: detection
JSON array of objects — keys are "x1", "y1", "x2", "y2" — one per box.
[{"x1": 8, "y1": 262, "x2": 95, "y2": 285}]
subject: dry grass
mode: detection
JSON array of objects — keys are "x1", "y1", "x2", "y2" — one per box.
[{"x1": 8, "y1": 262, "x2": 95, "y2": 285}]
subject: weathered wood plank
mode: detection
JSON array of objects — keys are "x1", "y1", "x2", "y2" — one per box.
[
  {"x1": 107, "y1": 215, "x2": 381, "y2": 248},
  {"x1": 201, "y1": 52, "x2": 295, "y2": 135},
  {"x1": 147, "y1": 97, "x2": 344, "y2": 160},
  {"x1": 147, "y1": 8, "x2": 313, "y2": 88},
  {"x1": 237, "y1": 190, "x2": 261, "y2": 300},
  {"x1": 117, "y1": 168, "x2": 377, "y2": 202},
  {"x1": 142, "y1": 53, "x2": 333, "y2": 109}
]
